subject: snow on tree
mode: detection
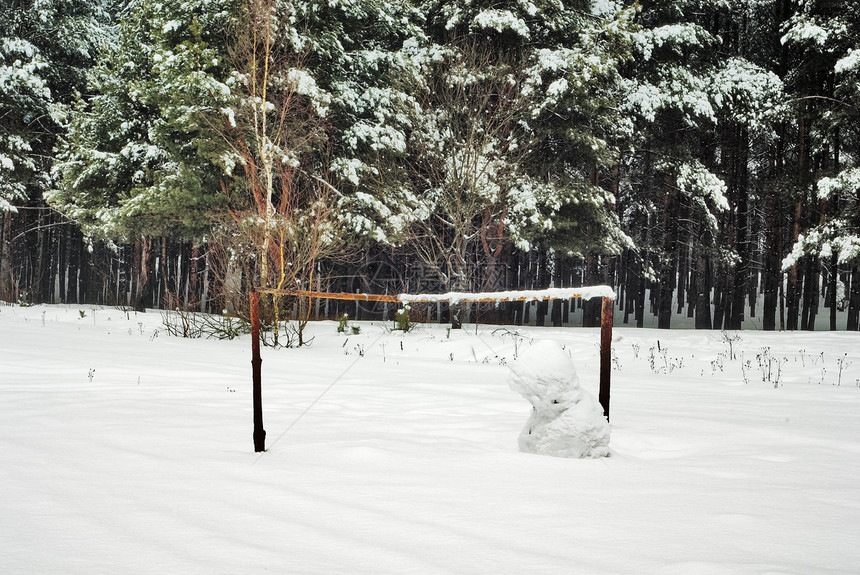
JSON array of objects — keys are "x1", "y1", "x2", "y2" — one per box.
[
  {"x1": 209, "y1": 0, "x2": 356, "y2": 341},
  {"x1": 280, "y1": 0, "x2": 425, "y2": 243},
  {"x1": 614, "y1": 0, "x2": 785, "y2": 329},
  {"x1": 358, "y1": 0, "x2": 637, "y2": 311},
  {"x1": 52, "y1": 0, "x2": 422, "y2": 244},
  {"x1": 779, "y1": 0, "x2": 860, "y2": 329},
  {"x1": 25, "y1": 0, "x2": 860, "y2": 331},
  {"x1": 50, "y1": 0, "x2": 231, "y2": 240},
  {"x1": 1, "y1": 0, "x2": 109, "y2": 212},
  {"x1": 51, "y1": 0, "x2": 419, "y2": 326},
  {"x1": 392, "y1": 40, "x2": 535, "y2": 301}
]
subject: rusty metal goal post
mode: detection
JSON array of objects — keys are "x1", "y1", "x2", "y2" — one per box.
[{"x1": 249, "y1": 287, "x2": 615, "y2": 452}]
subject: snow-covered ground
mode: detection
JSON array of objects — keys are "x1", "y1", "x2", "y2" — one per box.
[{"x1": 2, "y1": 302, "x2": 859, "y2": 574}]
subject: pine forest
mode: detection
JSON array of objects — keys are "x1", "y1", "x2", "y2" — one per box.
[{"x1": 2, "y1": 0, "x2": 860, "y2": 331}]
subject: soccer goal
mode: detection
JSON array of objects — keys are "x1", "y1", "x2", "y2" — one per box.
[{"x1": 248, "y1": 286, "x2": 615, "y2": 452}]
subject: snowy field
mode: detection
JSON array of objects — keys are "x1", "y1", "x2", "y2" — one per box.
[{"x1": 2, "y1": 302, "x2": 859, "y2": 574}]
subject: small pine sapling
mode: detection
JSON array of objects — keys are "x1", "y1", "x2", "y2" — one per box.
[{"x1": 394, "y1": 306, "x2": 411, "y2": 331}]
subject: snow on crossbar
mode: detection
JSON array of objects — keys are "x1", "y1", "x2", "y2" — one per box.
[
  {"x1": 255, "y1": 286, "x2": 615, "y2": 303},
  {"x1": 398, "y1": 286, "x2": 616, "y2": 304},
  {"x1": 249, "y1": 286, "x2": 615, "y2": 452}
]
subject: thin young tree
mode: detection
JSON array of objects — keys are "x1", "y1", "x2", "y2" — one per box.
[{"x1": 209, "y1": 0, "x2": 351, "y2": 342}]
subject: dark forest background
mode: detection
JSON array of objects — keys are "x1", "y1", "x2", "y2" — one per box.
[{"x1": 2, "y1": 0, "x2": 859, "y2": 330}]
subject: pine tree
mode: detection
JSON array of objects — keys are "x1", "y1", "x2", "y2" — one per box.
[
  {"x1": 616, "y1": 0, "x2": 782, "y2": 329},
  {"x1": 49, "y1": 0, "x2": 232, "y2": 241},
  {"x1": 1, "y1": 0, "x2": 109, "y2": 211},
  {"x1": 781, "y1": 0, "x2": 860, "y2": 330},
  {"x1": 376, "y1": 0, "x2": 635, "y2": 313}
]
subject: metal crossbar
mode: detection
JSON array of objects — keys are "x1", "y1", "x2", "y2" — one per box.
[
  {"x1": 254, "y1": 287, "x2": 615, "y2": 303},
  {"x1": 256, "y1": 289, "x2": 400, "y2": 302}
]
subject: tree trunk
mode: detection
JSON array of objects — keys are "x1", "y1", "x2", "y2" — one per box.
[
  {"x1": 635, "y1": 254, "x2": 647, "y2": 328},
  {"x1": 676, "y1": 237, "x2": 687, "y2": 315},
  {"x1": 729, "y1": 128, "x2": 750, "y2": 330},
  {"x1": 762, "y1": 191, "x2": 779, "y2": 330},
  {"x1": 535, "y1": 249, "x2": 547, "y2": 327},
  {"x1": 695, "y1": 253, "x2": 712, "y2": 329},
  {"x1": 0, "y1": 212, "x2": 13, "y2": 301},
  {"x1": 802, "y1": 256, "x2": 820, "y2": 331},
  {"x1": 583, "y1": 253, "x2": 601, "y2": 327},
  {"x1": 623, "y1": 250, "x2": 634, "y2": 324},
  {"x1": 161, "y1": 237, "x2": 169, "y2": 309},
  {"x1": 829, "y1": 255, "x2": 837, "y2": 331},
  {"x1": 713, "y1": 261, "x2": 727, "y2": 329},
  {"x1": 786, "y1": 199, "x2": 803, "y2": 330},
  {"x1": 687, "y1": 245, "x2": 698, "y2": 319},
  {"x1": 132, "y1": 238, "x2": 143, "y2": 311},
  {"x1": 189, "y1": 245, "x2": 199, "y2": 309},
  {"x1": 848, "y1": 265, "x2": 860, "y2": 330},
  {"x1": 658, "y1": 184, "x2": 677, "y2": 329}
]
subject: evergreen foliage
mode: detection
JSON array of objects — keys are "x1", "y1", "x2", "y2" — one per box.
[
  {"x1": 49, "y1": 0, "x2": 233, "y2": 240},
  {"x1": 1, "y1": 0, "x2": 109, "y2": 211},
  {"x1": 781, "y1": 0, "x2": 860, "y2": 266},
  {"x1": 3, "y1": 0, "x2": 860, "y2": 330}
]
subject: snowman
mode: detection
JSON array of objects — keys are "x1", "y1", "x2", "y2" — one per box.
[{"x1": 508, "y1": 339, "x2": 610, "y2": 458}]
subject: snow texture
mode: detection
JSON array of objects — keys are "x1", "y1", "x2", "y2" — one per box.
[
  {"x1": 508, "y1": 340, "x2": 610, "y2": 458},
  {"x1": 471, "y1": 10, "x2": 530, "y2": 39},
  {"x1": 836, "y1": 49, "x2": 860, "y2": 74},
  {"x1": 3, "y1": 303, "x2": 860, "y2": 573}
]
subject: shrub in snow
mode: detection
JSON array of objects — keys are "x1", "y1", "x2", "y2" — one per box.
[
  {"x1": 508, "y1": 340, "x2": 610, "y2": 458},
  {"x1": 338, "y1": 313, "x2": 349, "y2": 334},
  {"x1": 394, "y1": 306, "x2": 411, "y2": 331}
]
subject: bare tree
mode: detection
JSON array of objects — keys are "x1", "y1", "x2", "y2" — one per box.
[
  {"x1": 206, "y1": 0, "x2": 351, "y2": 343},
  {"x1": 399, "y1": 41, "x2": 532, "y2": 326}
]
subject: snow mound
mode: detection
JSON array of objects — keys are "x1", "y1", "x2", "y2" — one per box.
[{"x1": 508, "y1": 340, "x2": 610, "y2": 458}]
